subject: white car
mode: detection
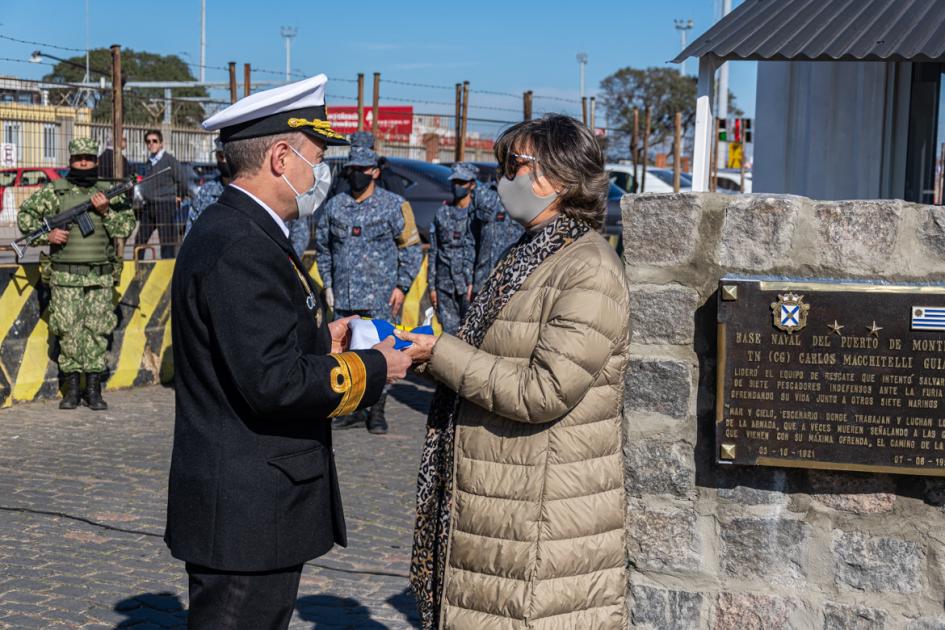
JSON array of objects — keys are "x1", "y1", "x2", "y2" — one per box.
[
  {"x1": 716, "y1": 168, "x2": 752, "y2": 193},
  {"x1": 607, "y1": 164, "x2": 693, "y2": 194}
]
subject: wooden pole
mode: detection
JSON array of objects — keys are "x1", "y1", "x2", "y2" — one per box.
[
  {"x1": 631, "y1": 108, "x2": 639, "y2": 192},
  {"x1": 589, "y1": 96, "x2": 596, "y2": 133},
  {"x1": 454, "y1": 83, "x2": 462, "y2": 162},
  {"x1": 356, "y1": 73, "x2": 365, "y2": 132},
  {"x1": 581, "y1": 97, "x2": 588, "y2": 125},
  {"x1": 228, "y1": 62, "x2": 237, "y2": 104},
  {"x1": 673, "y1": 112, "x2": 682, "y2": 193},
  {"x1": 243, "y1": 63, "x2": 251, "y2": 98},
  {"x1": 459, "y1": 80, "x2": 470, "y2": 162},
  {"x1": 110, "y1": 45, "x2": 123, "y2": 179},
  {"x1": 372, "y1": 72, "x2": 380, "y2": 135},
  {"x1": 523, "y1": 90, "x2": 533, "y2": 121},
  {"x1": 641, "y1": 106, "x2": 651, "y2": 193}
]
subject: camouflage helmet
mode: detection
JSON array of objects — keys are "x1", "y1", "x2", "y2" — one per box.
[
  {"x1": 349, "y1": 131, "x2": 376, "y2": 149},
  {"x1": 68, "y1": 137, "x2": 99, "y2": 156}
]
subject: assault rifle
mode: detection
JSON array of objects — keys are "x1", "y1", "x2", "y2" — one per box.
[{"x1": 10, "y1": 167, "x2": 171, "y2": 258}]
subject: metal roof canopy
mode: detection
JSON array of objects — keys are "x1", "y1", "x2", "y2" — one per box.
[{"x1": 674, "y1": 0, "x2": 945, "y2": 64}]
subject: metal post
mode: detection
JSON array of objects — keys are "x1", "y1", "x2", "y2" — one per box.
[
  {"x1": 111, "y1": 45, "x2": 123, "y2": 180},
  {"x1": 459, "y1": 81, "x2": 470, "y2": 162},
  {"x1": 709, "y1": 117, "x2": 719, "y2": 192},
  {"x1": 372, "y1": 72, "x2": 380, "y2": 135},
  {"x1": 357, "y1": 73, "x2": 365, "y2": 132},
  {"x1": 673, "y1": 112, "x2": 682, "y2": 193},
  {"x1": 454, "y1": 83, "x2": 462, "y2": 162},
  {"x1": 717, "y1": 0, "x2": 732, "y2": 171},
  {"x1": 200, "y1": 0, "x2": 206, "y2": 84},
  {"x1": 641, "y1": 106, "x2": 651, "y2": 193},
  {"x1": 228, "y1": 62, "x2": 237, "y2": 104},
  {"x1": 244, "y1": 63, "x2": 251, "y2": 98},
  {"x1": 631, "y1": 108, "x2": 639, "y2": 192},
  {"x1": 692, "y1": 55, "x2": 719, "y2": 192},
  {"x1": 280, "y1": 27, "x2": 297, "y2": 82}
]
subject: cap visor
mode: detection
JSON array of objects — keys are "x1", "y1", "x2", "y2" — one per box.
[{"x1": 300, "y1": 127, "x2": 349, "y2": 146}]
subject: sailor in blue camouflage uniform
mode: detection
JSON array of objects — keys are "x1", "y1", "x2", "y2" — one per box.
[
  {"x1": 315, "y1": 145, "x2": 422, "y2": 433},
  {"x1": 428, "y1": 163, "x2": 476, "y2": 334},
  {"x1": 470, "y1": 165, "x2": 525, "y2": 294}
]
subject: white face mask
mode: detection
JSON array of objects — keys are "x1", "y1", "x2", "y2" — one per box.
[
  {"x1": 282, "y1": 146, "x2": 331, "y2": 218},
  {"x1": 497, "y1": 171, "x2": 558, "y2": 226}
]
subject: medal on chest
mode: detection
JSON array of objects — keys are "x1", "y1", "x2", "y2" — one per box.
[{"x1": 290, "y1": 257, "x2": 323, "y2": 327}]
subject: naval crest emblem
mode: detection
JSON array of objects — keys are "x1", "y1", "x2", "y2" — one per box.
[{"x1": 771, "y1": 292, "x2": 809, "y2": 334}]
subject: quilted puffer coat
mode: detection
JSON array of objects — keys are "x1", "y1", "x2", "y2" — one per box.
[{"x1": 427, "y1": 230, "x2": 631, "y2": 629}]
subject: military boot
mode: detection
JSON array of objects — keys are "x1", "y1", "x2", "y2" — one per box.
[
  {"x1": 366, "y1": 394, "x2": 388, "y2": 435},
  {"x1": 332, "y1": 409, "x2": 368, "y2": 430},
  {"x1": 83, "y1": 372, "x2": 108, "y2": 411},
  {"x1": 59, "y1": 373, "x2": 81, "y2": 410}
]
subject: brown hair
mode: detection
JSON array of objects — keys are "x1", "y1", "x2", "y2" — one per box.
[{"x1": 494, "y1": 114, "x2": 608, "y2": 229}]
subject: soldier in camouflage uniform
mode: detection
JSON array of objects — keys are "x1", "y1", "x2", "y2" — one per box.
[
  {"x1": 471, "y1": 169, "x2": 525, "y2": 294},
  {"x1": 315, "y1": 146, "x2": 422, "y2": 433},
  {"x1": 17, "y1": 138, "x2": 136, "y2": 410},
  {"x1": 428, "y1": 163, "x2": 476, "y2": 334}
]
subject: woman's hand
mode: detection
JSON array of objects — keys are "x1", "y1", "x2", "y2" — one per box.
[
  {"x1": 395, "y1": 329, "x2": 438, "y2": 364},
  {"x1": 328, "y1": 314, "x2": 358, "y2": 353}
]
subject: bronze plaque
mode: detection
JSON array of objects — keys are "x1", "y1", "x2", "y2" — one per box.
[{"x1": 717, "y1": 277, "x2": 945, "y2": 476}]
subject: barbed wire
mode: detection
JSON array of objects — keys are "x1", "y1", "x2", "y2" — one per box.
[{"x1": 0, "y1": 33, "x2": 86, "y2": 52}]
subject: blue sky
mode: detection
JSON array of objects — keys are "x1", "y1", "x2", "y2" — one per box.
[{"x1": 0, "y1": 0, "x2": 756, "y2": 127}]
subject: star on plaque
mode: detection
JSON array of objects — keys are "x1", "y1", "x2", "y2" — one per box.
[
  {"x1": 828, "y1": 320, "x2": 844, "y2": 336},
  {"x1": 867, "y1": 321, "x2": 883, "y2": 337}
]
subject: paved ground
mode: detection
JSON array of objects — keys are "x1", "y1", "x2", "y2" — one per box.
[{"x1": 0, "y1": 376, "x2": 434, "y2": 629}]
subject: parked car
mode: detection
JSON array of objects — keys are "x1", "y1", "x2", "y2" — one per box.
[
  {"x1": 607, "y1": 163, "x2": 694, "y2": 194},
  {"x1": 717, "y1": 168, "x2": 752, "y2": 193},
  {"x1": 0, "y1": 166, "x2": 67, "y2": 193}
]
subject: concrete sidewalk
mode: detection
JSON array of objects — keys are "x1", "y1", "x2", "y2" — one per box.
[{"x1": 0, "y1": 377, "x2": 433, "y2": 629}]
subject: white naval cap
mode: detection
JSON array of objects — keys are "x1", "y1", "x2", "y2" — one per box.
[{"x1": 202, "y1": 74, "x2": 348, "y2": 146}]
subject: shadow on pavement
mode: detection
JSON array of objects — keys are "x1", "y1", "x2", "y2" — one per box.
[
  {"x1": 387, "y1": 587, "x2": 422, "y2": 628},
  {"x1": 296, "y1": 594, "x2": 387, "y2": 628},
  {"x1": 113, "y1": 592, "x2": 186, "y2": 628},
  {"x1": 389, "y1": 373, "x2": 434, "y2": 415}
]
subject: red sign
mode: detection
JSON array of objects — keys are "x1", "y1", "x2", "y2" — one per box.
[{"x1": 327, "y1": 106, "x2": 414, "y2": 141}]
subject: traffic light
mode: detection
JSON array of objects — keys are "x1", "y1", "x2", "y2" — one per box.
[
  {"x1": 744, "y1": 118, "x2": 752, "y2": 143},
  {"x1": 718, "y1": 117, "x2": 727, "y2": 142}
]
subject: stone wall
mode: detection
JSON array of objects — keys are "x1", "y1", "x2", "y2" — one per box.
[{"x1": 621, "y1": 193, "x2": 945, "y2": 629}]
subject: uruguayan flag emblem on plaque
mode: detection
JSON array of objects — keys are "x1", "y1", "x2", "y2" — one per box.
[{"x1": 912, "y1": 306, "x2": 945, "y2": 331}]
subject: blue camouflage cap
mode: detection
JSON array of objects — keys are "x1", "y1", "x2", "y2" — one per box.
[
  {"x1": 344, "y1": 146, "x2": 379, "y2": 168},
  {"x1": 350, "y1": 131, "x2": 376, "y2": 149},
  {"x1": 449, "y1": 162, "x2": 477, "y2": 182}
]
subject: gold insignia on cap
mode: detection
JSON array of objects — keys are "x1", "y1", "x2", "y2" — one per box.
[
  {"x1": 287, "y1": 117, "x2": 346, "y2": 140},
  {"x1": 328, "y1": 352, "x2": 368, "y2": 417}
]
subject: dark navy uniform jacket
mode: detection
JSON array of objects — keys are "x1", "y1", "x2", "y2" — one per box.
[{"x1": 165, "y1": 186, "x2": 387, "y2": 572}]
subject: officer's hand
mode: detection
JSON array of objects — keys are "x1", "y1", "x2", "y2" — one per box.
[
  {"x1": 91, "y1": 192, "x2": 109, "y2": 215},
  {"x1": 373, "y1": 336, "x2": 411, "y2": 384},
  {"x1": 328, "y1": 315, "x2": 357, "y2": 353},
  {"x1": 429, "y1": 289, "x2": 438, "y2": 310},
  {"x1": 389, "y1": 287, "x2": 406, "y2": 317},
  {"x1": 465, "y1": 285, "x2": 473, "y2": 302},
  {"x1": 395, "y1": 329, "x2": 438, "y2": 365},
  {"x1": 48, "y1": 228, "x2": 70, "y2": 245}
]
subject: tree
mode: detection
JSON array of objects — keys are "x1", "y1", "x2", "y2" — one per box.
[
  {"x1": 599, "y1": 66, "x2": 741, "y2": 160},
  {"x1": 43, "y1": 49, "x2": 208, "y2": 127}
]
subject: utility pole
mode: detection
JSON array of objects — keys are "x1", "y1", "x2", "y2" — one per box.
[
  {"x1": 576, "y1": 52, "x2": 588, "y2": 102},
  {"x1": 228, "y1": 62, "x2": 237, "y2": 104},
  {"x1": 589, "y1": 96, "x2": 596, "y2": 133},
  {"x1": 717, "y1": 0, "x2": 732, "y2": 169},
  {"x1": 243, "y1": 63, "x2": 251, "y2": 97},
  {"x1": 357, "y1": 73, "x2": 365, "y2": 131},
  {"x1": 110, "y1": 45, "x2": 123, "y2": 179},
  {"x1": 523, "y1": 90, "x2": 533, "y2": 121},
  {"x1": 200, "y1": 0, "x2": 206, "y2": 83},
  {"x1": 454, "y1": 83, "x2": 462, "y2": 162},
  {"x1": 459, "y1": 81, "x2": 470, "y2": 162},
  {"x1": 372, "y1": 72, "x2": 380, "y2": 135},
  {"x1": 674, "y1": 19, "x2": 694, "y2": 76},
  {"x1": 280, "y1": 27, "x2": 297, "y2": 82}
]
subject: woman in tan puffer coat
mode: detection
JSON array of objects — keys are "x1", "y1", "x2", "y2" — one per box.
[{"x1": 402, "y1": 115, "x2": 631, "y2": 630}]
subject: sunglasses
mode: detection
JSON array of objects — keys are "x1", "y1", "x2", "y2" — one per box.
[
  {"x1": 145, "y1": 138, "x2": 161, "y2": 144},
  {"x1": 500, "y1": 151, "x2": 538, "y2": 180}
]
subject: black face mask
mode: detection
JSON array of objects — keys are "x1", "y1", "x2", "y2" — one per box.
[
  {"x1": 347, "y1": 170, "x2": 373, "y2": 195},
  {"x1": 67, "y1": 166, "x2": 98, "y2": 187},
  {"x1": 452, "y1": 183, "x2": 470, "y2": 201}
]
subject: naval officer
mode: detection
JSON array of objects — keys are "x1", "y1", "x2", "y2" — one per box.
[{"x1": 165, "y1": 74, "x2": 412, "y2": 629}]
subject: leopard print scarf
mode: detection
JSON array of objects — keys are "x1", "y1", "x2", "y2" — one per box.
[{"x1": 409, "y1": 214, "x2": 591, "y2": 629}]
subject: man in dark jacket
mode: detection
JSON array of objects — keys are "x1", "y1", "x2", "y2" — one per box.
[
  {"x1": 166, "y1": 75, "x2": 412, "y2": 630},
  {"x1": 136, "y1": 129, "x2": 187, "y2": 259},
  {"x1": 97, "y1": 136, "x2": 130, "y2": 180}
]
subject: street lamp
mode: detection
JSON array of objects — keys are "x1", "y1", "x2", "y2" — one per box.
[
  {"x1": 576, "y1": 52, "x2": 588, "y2": 101},
  {"x1": 674, "y1": 20, "x2": 694, "y2": 76},
  {"x1": 280, "y1": 27, "x2": 298, "y2": 83},
  {"x1": 30, "y1": 50, "x2": 110, "y2": 77}
]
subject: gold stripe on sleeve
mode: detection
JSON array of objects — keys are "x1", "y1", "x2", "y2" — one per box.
[
  {"x1": 327, "y1": 351, "x2": 368, "y2": 418},
  {"x1": 397, "y1": 201, "x2": 422, "y2": 248}
]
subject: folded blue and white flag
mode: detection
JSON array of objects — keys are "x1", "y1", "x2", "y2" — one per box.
[
  {"x1": 349, "y1": 319, "x2": 435, "y2": 350},
  {"x1": 912, "y1": 306, "x2": 945, "y2": 331}
]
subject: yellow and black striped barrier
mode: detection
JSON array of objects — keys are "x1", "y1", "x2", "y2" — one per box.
[{"x1": 0, "y1": 255, "x2": 439, "y2": 407}]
